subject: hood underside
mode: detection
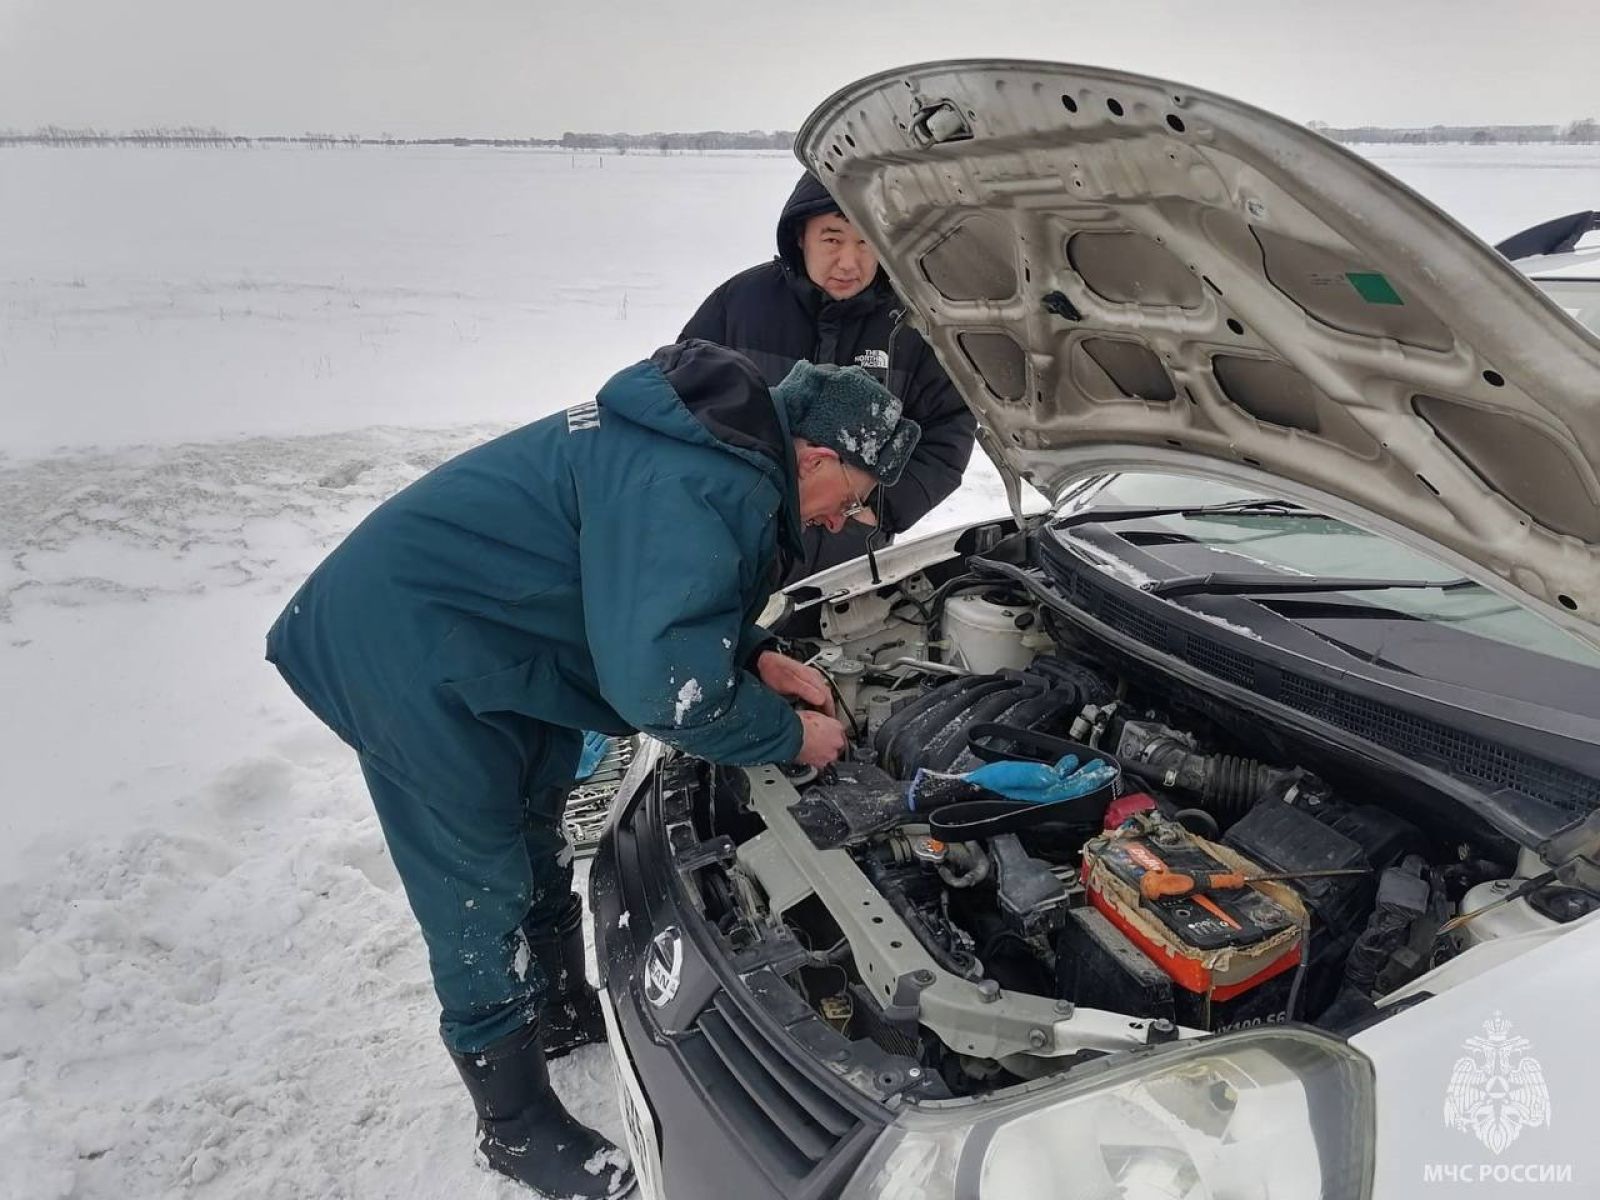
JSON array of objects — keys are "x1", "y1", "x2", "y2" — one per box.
[{"x1": 796, "y1": 60, "x2": 1600, "y2": 646}]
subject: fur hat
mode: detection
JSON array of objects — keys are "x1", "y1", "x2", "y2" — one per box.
[{"x1": 772, "y1": 360, "x2": 921, "y2": 487}]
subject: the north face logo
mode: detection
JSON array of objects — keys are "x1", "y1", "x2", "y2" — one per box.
[
  {"x1": 854, "y1": 349, "x2": 889, "y2": 371},
  {"x1": 566, "y1": 401, "x2": 601, "y2": 432}
]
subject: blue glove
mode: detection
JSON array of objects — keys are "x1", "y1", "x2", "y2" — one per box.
[
  {"x1": 575, "y1": 730, "x2": 612, "y2": 781},
  {"x1": 962, "y1": 753, "x2": 1117, "y2": 805}
]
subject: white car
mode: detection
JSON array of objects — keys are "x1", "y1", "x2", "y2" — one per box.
[
  {"x1": 592, "y1": 61, "x2": 1600, "y2": 1200},
  {"x1": 1496, "y1": 209, "x2": 1600, "y2": 338}
]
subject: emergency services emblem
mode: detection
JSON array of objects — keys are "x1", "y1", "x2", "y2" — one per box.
[{"x1": 1443, "y1": 1012, "x2": 1551, "y2": 1155}]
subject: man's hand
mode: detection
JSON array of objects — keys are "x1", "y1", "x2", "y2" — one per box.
[
  {"x1": 755, "y1": 650, "x2": 835, "y2": 716},
  {"x1": 755, "y1": 650, "x2": 844, "y2": 765},
  {"x1": 795, "y1": 710, "x2": 848, "y2": 768}
]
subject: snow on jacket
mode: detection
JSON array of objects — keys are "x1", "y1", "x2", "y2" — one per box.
[
  {"x1": 266, "y1": 341, "x2": 807, "y2": 770},
  {"x1": 680, "y1": 171, "x2": 976, "y2": 574}
]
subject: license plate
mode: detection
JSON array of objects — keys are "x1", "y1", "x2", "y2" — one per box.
[{"x1": 599, "y1": 989, "x2": 667, "y2": 1200}]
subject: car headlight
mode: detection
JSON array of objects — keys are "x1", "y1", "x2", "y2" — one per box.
[{"x1": 843, "y1": 1028, "x2": 1374, "y2": 1200}]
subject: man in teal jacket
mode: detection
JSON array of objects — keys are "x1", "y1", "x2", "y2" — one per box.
[{"x1": 266, "y1": 341, "x2": 920, "y2": 1198}]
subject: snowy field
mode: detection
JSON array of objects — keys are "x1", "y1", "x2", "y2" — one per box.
[{"x1": 2, "y1": 142, "x2": 1598, "y2": 1198}]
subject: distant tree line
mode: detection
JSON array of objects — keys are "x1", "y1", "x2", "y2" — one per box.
[
  {"x1": 1308, "y1": 118, "x2": 1599, "y2": 145},
  {"x1": 0, "y1": 125, "x2": 797, "y2": 152},
  {"x1": 558, "y1": 130, "x2": 794, "y2": 153},
  {"x1": 0, "y1": 124, "x2": 250, "y2": 147},
  {"x1": 0, "y1": 125, "x2": 566, "y2": 149},
  {"x1": 256, "y1": 134, "x2": 565, "y2": 149}
]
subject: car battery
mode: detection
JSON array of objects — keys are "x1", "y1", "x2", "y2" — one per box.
[
  {"x1": 1057, "y1": 906, "x2": 1176, "y2": 1023},
  {"x1": 1080, "y1": 816, "x2": 1307, "y2": 1029}
]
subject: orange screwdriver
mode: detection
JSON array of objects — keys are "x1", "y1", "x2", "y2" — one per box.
[{"x1": 1140, "y1": 866, "x2": 1369, "y2": 901}]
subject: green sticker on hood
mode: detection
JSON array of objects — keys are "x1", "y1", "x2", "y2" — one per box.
[{"x1": 1346, "y1": 271, "x2": 1404, "y2": 305}]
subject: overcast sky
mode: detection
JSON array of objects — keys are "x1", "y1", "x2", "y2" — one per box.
[{"x1": 2, "y1": 0, "x2": 1595, "y2": 137}]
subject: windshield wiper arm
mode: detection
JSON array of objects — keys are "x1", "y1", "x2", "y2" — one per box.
[
  {"x1": 1146, "y1": 572, "x2": 1480, "y2": 599},
  {"x1": 1052, "y1": 498, "x2": 1329, "y2": 530}
]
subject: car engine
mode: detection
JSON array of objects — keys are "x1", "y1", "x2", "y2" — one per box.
[{"x1": 686, "y1": 548, "x2": 1598, "y2": 1095}]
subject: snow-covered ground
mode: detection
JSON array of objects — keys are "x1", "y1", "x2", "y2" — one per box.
[{"x1": 2, "y1": 142, "x2": 1597, "y2": 1199}]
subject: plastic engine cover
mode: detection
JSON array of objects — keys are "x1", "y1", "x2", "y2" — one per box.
[{"x1": 1222, "y1": 795, "x2": 1419, "y2": 938}]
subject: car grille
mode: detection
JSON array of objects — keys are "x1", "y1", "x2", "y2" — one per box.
[
  {"x1": 683, "y1": 991, "x2": 863, "y2": 1181},
  {"x1": 599, "y1": 765, "x2": 899, "y2": 1195}
]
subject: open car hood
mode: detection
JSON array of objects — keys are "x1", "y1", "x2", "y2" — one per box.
[{"x1": 797, "y1": 60, "x2": 1600, "y2": 647}]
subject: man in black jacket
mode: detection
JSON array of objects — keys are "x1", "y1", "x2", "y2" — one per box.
[{"x1": 681, "y1": 171, "x2": 976, "y2": 577}]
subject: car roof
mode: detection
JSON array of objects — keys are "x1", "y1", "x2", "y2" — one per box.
[
  {"x1": 1499, "y1": 211, "x2": 1600, "y2": 279},
  {"x1": 1520, "y1": 246, "x2": 1600, "y2": 281}
]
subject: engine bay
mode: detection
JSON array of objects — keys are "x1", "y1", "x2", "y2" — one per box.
[{"x1": 675, "y1": 533, "x2": 1600, "y2": 1097}]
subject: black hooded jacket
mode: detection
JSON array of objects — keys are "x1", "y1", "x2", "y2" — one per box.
[{"x1": 681, "y1": 172, "x2": 976, "y2": 575}]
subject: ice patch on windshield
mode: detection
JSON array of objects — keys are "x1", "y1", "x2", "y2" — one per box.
[
  {"x1": 1219, "y1": 549, "x2": 1314, "y2": 576},
  {"x1": 1066, "y1": 539, "x2": 1156, "y2": 589},
  {"x1": 1091, "y1": 557, "x2": 1155, "y2": 589},
  {"x1": 1064, "y1": 535, "x2": 1261, "y2": 638}
]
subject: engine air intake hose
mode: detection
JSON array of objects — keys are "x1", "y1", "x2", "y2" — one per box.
[{"x1": 1116, "y1": 721, "x2": 1316, "y2": 827}]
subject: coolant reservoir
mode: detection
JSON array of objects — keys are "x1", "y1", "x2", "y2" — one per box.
[
  {"x1": 943, "y1": 591, "x2": 1040, "y2": 674},
  {"x1": 1453, "y1": 878, "x2": 1562, "y2": 947}
]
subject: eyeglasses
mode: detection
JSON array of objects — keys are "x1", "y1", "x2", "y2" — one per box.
[{"x1": 837, "y1": 460, "x2": 875, "y2": 525}]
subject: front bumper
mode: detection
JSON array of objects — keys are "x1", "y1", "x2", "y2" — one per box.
[{"x1": 590, "y1": 749, "x2": 897, "y2": 1200}]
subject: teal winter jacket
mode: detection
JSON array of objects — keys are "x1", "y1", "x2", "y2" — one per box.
[{"x1": 266, "y1": 341, "x2": 808, "y2": 772}]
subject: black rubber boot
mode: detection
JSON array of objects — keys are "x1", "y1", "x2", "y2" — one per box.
[
  {"x1": 448, "y1": 1021, "x2": 634, "y2": 1199},
  {"x1": 524, "y1": 893, "x2": 609, "y2": 1059}
]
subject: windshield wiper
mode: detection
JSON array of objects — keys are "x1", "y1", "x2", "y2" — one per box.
[
  {"x1": 1146, "y1": 572, "x2": 1480, "y2": 599},
  {"x1": 1052, "y1": 498, "x2": 1331, "y2": 530}
]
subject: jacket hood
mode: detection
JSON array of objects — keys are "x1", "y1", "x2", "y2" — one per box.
[
  {"x1": 775, "y1": 171, "x2": 845, "y2": 273},
  {"x1": 775, "y1": 173, "x2": 892, "y2": 310},
  {"x1": 597, "y1": 341, "x2": 804, "y2": 553},
  {"x1": 797, "y1": 59, "x2": 1600, "y2": 649}
]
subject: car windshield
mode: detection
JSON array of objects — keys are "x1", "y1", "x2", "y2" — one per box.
[{"x1": 1068, "y1": 472, "x2": 1600, "y2": 671}]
